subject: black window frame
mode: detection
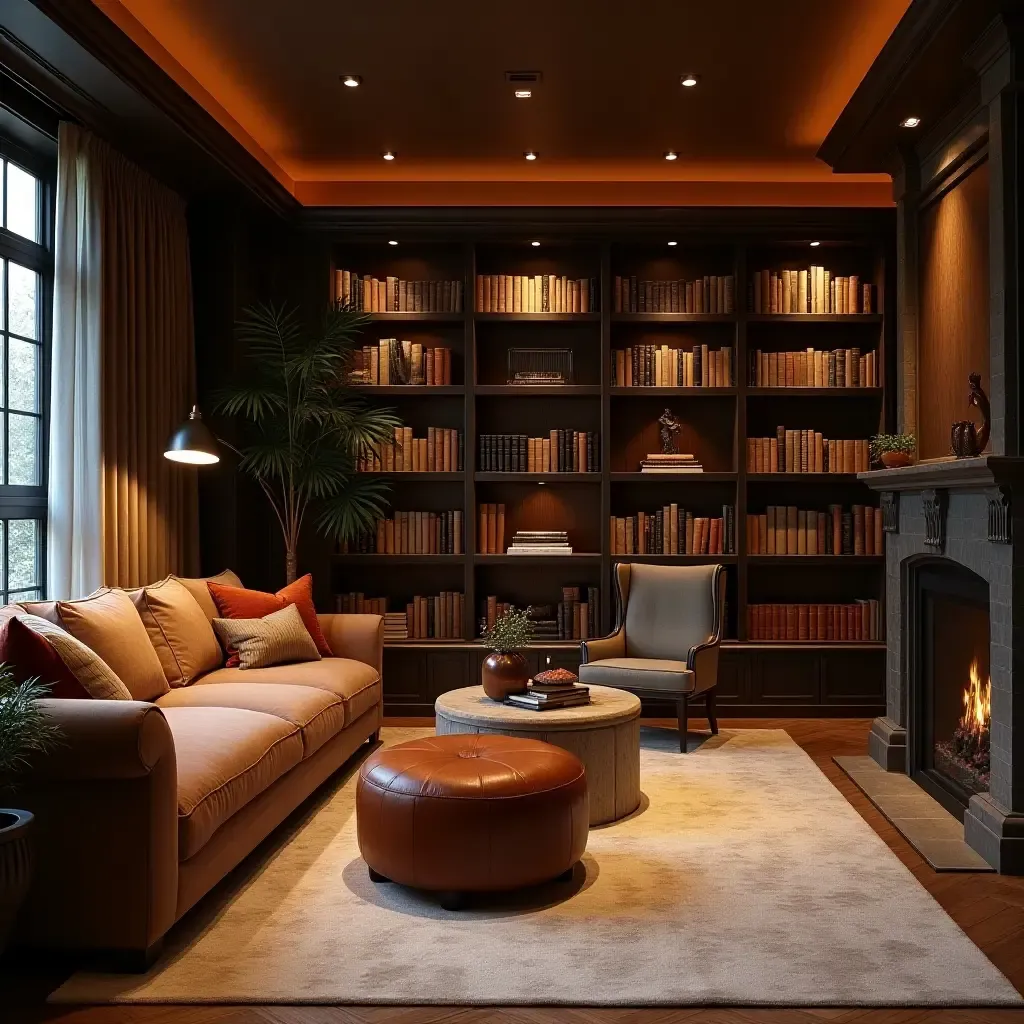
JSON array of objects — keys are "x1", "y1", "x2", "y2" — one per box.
[{"x1": 0, "y1": 133, "x2": 54, "y2": 603}]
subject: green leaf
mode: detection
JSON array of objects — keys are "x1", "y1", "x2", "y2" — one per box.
[
  {"x1": 317, "y1": 476, "x2": 392, "y2": 542},
  {"x1": 0, "y1": 664, "x2": 63, "y2": 791}
]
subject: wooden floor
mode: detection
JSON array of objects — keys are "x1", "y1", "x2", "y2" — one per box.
[{"x1": 6, "y1": 717, "x2": 1024, "y2": 1024}]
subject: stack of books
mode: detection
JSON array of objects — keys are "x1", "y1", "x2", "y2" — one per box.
[
  {"x1": 507, "y1": 531, "x2": 572, "y2": 555},
  {"x1": 383, "y1": 612, "x2": 408, "y2": 641},
  {"x1": 505, "y1": 683, "x2": 591, "y2": 711},
  {"x1": 640, "y1": 453, "x2": 704, "y2": 474}
]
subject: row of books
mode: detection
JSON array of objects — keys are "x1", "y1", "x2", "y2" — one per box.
[
  {"x1": 612, "y1": 275, "x2": 735, "y2": 314},
  {"x1": 406, "y1": 592, "x2": 465, "y2": 640},
  {"x1": 357, "y1": 427, "x2": 464, "y2": 473},
  {"x1": 351, "y1": 341, "x2": 454, "y2": 387},
  {"x1": 353, "y1": 510, "x2": 465, "y2": 555},
  {"x1": 333, "y1": 269, "x2": 464, "y2": 312},
  {"x1": 745, "y1": 505, "x2": 882, "y2": 556},
  {"x1": 478, "y1": 432, "x2": 600, "y2": 473},
  {"x1": 745, "y1": 431, "x2": 870, "y2": 474},
  {"x1": 611, "y1": 345, "x2": 733, "y2": 388},
  {"x1": 749, "y1": 268, "x2": 873, "y2": 315},
  {"x1": 475, "y1": 275, "x2": 598, "y2": 313},
  {"x1": 478, "y1": 503, "x2": 507, "y2": 554},
  {"x1": 609, "y1": 505, "x2": 736, "y2": 555},
  {"x1": 639, "y1": 453, "x2": 703, "y2": 474},
  {"x1": 507, "y1": 531, "x2": 571, "y2": 555},
  {"x1": 335, "y1": 593, "x2": 388, "y2": 615},
  {"x1": 747, "y1": 348, "x2": 877, "y2": 388},
  {"x1": 482, "y1": 587, "x2": 599, "y2": 640},
  {"x1": 747, "y1": 601, "x2": 882, "y2": 642}
]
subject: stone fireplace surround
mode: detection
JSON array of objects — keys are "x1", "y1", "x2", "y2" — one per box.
[{"x1": 861, "y1": 457, "x2": 1024, "y2": 872}]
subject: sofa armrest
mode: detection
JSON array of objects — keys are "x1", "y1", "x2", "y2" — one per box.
[
  {"x1": 318, "y1": 613, "x2": 383, "y2": 675},
  {"x1": 16, "y1": 700, "x2": 178, "y2": 958},
  {"x1": 580, "y1": 628, "x2": 626, "y2": 664}
]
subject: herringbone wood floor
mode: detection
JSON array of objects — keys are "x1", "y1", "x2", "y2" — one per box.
[{"x1": 6, "y1": 718, "x2": 1024, "y2": 1024}]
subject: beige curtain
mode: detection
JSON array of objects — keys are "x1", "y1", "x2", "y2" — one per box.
[{"x1": 53, "y1": 124, "x2": 198, "y2": 589}]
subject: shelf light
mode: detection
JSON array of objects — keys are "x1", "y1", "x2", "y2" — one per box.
[
  {"x1": 664, "y1": 150, "x2": 679, "y2": 161},
  {"x1": 515, "y1": 89, "x2": 532, "y2": 99},
  {"x1": 530, "y1": 240, "x2": 540, "y2": 247},
  {"x1": 388, "y1": 240, "x2": 398, "y2": 246},
  {"x1": 667, "y1": 241, "x2": 678, "y2": 247},
  {"x1": 680, "y1": 74, "x2": 699, "y2": 88},
  {"x1": 341, "y1": 74, "x2": 362, "y2": 88},
  {"x1": 809, "y1": 240, "x2": 820, "y2": 247},
  {"x1": 524, "y1": 150, "x2": 539, "y2": 161},
  {"x1": 382, "y1": 151, "x2": 396, "y2": 161},
  {"x1": 900, "y1": 116, "x2": 921, "y2": 128}
]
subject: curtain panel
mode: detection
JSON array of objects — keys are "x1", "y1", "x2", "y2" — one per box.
[{"x1": 48, "y1": 123, "x2": 198, "y2": 596}]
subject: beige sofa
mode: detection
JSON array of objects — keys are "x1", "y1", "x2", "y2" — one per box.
[{"x1": 10, "y1": 574, "x2": 383, "y2": 968}]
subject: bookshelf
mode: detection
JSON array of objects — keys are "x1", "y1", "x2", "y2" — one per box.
[{"x1": 323, "y1": 222, "x2": 891, "y2": 715}]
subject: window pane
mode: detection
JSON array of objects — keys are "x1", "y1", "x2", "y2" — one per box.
[
  {"x1": 6, "y1": 164, "x2": 39, "y2": 243},
  {"x1": 8, "y1": 519, "x2": 39, "y2": 589},
  {"x1": 8, "y1": 413, "x2": 38, "y2": 485},
  {"x1": 8, "y1": 338, "x2": 37, "y2": 412},
  {"x1": 8, "y1": 262, "x2": 38, "y2": 339},
  {"x1": 8, "y1": 589, "x2": 41, "y2": 604}
]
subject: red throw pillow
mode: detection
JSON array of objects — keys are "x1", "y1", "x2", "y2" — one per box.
[
  {"x1": 208, "y1": 573, "x2": 332, "y2": 667},
  {"x1": 0, "y1": 615, "x2": 92, "y2": 699}
]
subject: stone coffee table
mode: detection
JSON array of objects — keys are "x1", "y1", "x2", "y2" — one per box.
[{"x1": 435, "y1": 684, "x2": 641, "y2": 825}]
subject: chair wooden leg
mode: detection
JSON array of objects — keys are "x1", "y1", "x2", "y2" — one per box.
[
  {"x1": 706, "y1": 688, "x2": 719, "y2": 735},
  {"x1": 677, "y1": 696, "x2": 688, "y2": 752}
]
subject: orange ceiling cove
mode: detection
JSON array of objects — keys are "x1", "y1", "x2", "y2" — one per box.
[{"x1": 92, "y1": 0, "x2": 909, "y2": 207}]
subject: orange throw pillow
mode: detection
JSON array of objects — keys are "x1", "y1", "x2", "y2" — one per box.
[{"x1": 207, "y1": 574, "x2": 332, "y2": 666}]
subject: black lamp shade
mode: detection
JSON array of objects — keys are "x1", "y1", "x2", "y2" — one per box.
[{"x1": 164, "y1": 406, "x2": 220, "y2": 465}]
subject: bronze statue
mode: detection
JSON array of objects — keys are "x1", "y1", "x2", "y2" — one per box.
[
  {"x1": 658, "y1": 408, "x2": 683, "y2": 455},
  {"x1": 951, "y1": 373, "x2": 991, "y2": 458}
]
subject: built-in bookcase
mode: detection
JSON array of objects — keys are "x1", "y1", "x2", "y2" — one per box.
[{"x1": 322, "y1": 219, "x2": 892, "y2": 715}]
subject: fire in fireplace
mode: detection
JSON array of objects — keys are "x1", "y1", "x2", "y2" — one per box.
[{"x1": 934, "y1": 659, "x2": 991, "y2": 796}]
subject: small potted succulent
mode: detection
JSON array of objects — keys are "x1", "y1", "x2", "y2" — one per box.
[
  {"x1": 870, "y1": 433, "x2": 916, "y2": 469},
  {"x1": 480, "y1": 607, "x2": 534, "y2": 701},
  {"x1": 0, "y1": 664, "x2": 61, "y2": 953}
]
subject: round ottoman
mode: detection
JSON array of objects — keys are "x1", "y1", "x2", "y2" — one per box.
[{"x1": 356, "y1": 734, "x2": 588, "y2": 909}]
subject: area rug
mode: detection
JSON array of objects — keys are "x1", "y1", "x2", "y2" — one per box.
[{"x1": 52, "y1": 727, "x2": 1021, "y2": 1007}]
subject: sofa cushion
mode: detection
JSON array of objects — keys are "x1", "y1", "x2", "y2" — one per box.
[
  {"x1": 0, "y1": 615, "x2": 92, "y2": 699},
  {"x1": 130, "y1": 578, "x2": 223, "y2": 687},
  {"x1": 197, "y1": 657, "x2": 380, "y2": 726},
  {"x1": 578, "y1": 657, "x2": 695, "y2": 693},
  {"x1": 213, "y1": 604, "x2": 322, "y2": 670},
  {"x1": 172, "y1": 569, "x2": 243, "y2": 622},
  {"x1": 56, "y1": 589, "x2": 169, "y2": 702},
  {"x1": 156, "y1": 682, "x2": 344, "y2": 758},
  {"x1": 160, "y1": 706, "x2": 304, "y2": 860}
]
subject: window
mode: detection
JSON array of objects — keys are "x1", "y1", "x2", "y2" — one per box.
[{"x1": 0, "y1": 138, "x2": 52, "y2": 603}]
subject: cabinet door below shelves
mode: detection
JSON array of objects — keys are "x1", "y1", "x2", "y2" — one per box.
[
  {"x1": 427, "y1": 650, "x2": 474, "y2": 699},
  {"x1": 820, "y1": 649, "x2": 885, "y2": 705},
  {"x1": 751, "y1": 650, "x2": 819, "y2": 704},
  {"x1": 714, "y1": 651, "x2": 748, "y2": 704},
  {"x1": 382, "y1": 648, "x2": 429, "y2": 707}
]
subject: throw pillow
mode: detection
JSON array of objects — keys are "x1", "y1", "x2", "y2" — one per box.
[
  {"x1": 0, "y1": 615, "x2": 90, "y2": 698},
  {"x1": 8, "y1": 613, "x2": 132, "y2": 700},
  {"x1": 212, "y1": 603, "x2": 322, "y2": 670},
  {"x1": 208, "y1": 574, "x2": 333, "y2": 663},
  {"x1": 130, "y1": 577, "x2": 223, "y2": 687},
  {"x1": 172, "y1": 569, "x2": 243, "y2": 622},
  {"x1": 57, "y1": 588, "x2": 169, "y2": 702}
]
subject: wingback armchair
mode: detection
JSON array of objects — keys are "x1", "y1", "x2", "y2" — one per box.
[{"x1": 579, "y1": 562, "x2": 726, "y2": 751}]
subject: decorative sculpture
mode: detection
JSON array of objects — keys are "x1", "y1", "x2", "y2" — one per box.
[
  {"x1": 658, "y1": 408, "x2": 683, "y2": 455},
  {"x1": 951, "y1": 373, "x2": 991, "y2": 458}
]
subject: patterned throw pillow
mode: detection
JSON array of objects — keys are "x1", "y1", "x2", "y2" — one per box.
[{"x1": 211, "y1": 603, "x2": 322, "y2": 670}]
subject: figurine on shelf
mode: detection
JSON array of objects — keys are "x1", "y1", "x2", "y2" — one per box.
[
  {"x1": 659, "y1": 408, "x2": 683, "y2": 455},
  {"x1": 951, "y1": 373, "x2": 991, "y2": 458}
]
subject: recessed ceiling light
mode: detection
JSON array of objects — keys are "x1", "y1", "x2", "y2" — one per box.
[
  {"x1": 524, "y1": 151, "x2": 538, "y2": 161},
  {"x1": 667, "y1": 241, "x2": 678, "y2": 247},
  {"x1": 901, "y1": 116, "x2": 921, "y2": 128},
  {"x1": 382, "y1": 151, "x2": 396, "y2": 161},
  {"x1": 680, "y1": 74, "x2": 699, "y2": 88},
  {"x1": 388, "y1": 240, "x2": 398, "y2": 246},
  {"x1": 515, "y1": 89, "x2": 532, "y2": 99},
  {"x1": 530, "y1": 240, "x2": 540, "y2": 247},
  {"x1": 341, "y1": 75, "x2": 362, "y2": 88},
  {"x1": 664, "y1": 150, "x2": 678, "y2": 161},
  {"x1": 809, "y1": 240, "x2": 820, "y2": 247}
]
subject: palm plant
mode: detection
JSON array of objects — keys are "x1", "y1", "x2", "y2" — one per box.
[
  {"x1": 0, "y1": 665, "x2": 62, "y2": 799},
  {"x1": 215, "y1": 302, "x2": 402, "y2": 583}
]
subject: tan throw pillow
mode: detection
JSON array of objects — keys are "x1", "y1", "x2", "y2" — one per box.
[
  {"x1": 130, "y1": 578, "x2": 223, "y2": 687},
  {"x1": 172, "y1": 569, "x2": 243, "y2": 621},
  {"x1": 17, "y1": 613, "x2": 132, "y2": 700},
  {"x1": 57, "y1": 589, "x2": 169, "y2": 702},
  {"x1": 212, "y1": 603, "x2": 321, "y2": 670}
]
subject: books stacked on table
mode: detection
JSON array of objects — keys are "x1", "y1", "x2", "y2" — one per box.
[
  {"x1": 505, "y1": 683, "x2": 591, "y2": 711},
  {"x1": 383, "y1": 612, "x2": 408, "y2": 641},
  {"x1": 640, "y1": 453, "x2": 704, "y2": 474},
  {"x1": 507, "y1": 530, "x2": 572, "y2": 556}
]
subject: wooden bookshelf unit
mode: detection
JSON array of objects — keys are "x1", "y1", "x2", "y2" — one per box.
[{"x1": 321, "y1": 215, "x2": 893, "y2": 716}]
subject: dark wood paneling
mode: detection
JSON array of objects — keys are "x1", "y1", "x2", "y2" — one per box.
[
  {"x1": 820, "y1": 648, "x2": 887, "y2": 704},
  {"x1": 751, "y1": 649, "x2": 819, "y2": 703}
]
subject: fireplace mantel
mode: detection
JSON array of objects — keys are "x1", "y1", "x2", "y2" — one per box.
[{"x1": 859, "y1": 456, "x2": 1024, "y2": 492}]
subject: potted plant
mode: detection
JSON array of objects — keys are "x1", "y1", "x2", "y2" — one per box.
[
  {"x1": 480, "y1": 607, "x2": 534, "y2": 701},
  {"x1": 0, "y1": 665, "x2": 61, "y2": 953},
  {"x1": 870, "y1": 433, "x2": 916, "y2": 469},
  {"x1": 215, "y1": 302, "x2": 403, "y2": 583}
]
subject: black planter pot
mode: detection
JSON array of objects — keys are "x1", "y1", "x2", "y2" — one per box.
[{"x1": 0, "y1": 809, "x2": 33, "y2": 954}]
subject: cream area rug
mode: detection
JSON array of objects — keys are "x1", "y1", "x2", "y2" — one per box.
[{"x1": 52, "y1": 728, "x2": 1021, "y2": 1007}]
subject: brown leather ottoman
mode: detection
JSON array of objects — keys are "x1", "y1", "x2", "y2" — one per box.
[{"x1": 356, "y1": 734, "x2": 588, "y2": 909}]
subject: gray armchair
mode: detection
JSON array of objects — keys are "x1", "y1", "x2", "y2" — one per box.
[{"x1": 579, "y1": 562, "x2": 726, "y2": 751}]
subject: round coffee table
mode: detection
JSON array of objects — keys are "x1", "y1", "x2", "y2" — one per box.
[{"x1": 435, "y1": 684, "x2": 641, "y2": 825}]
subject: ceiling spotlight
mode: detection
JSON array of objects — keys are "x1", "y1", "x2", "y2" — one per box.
[
  {"x1": 515, "y1": 89, "x2": 532, "y2": 99},
  {"x1": 809, "y1": 240, "x2": 820, "y2": 247},
  {"x1": 664, "y1": 150, "x2": 678, "y2": 161},
  {"x1": 900, "y1": 116, "x2": 921, "y2": 128},
  {"x1": 680, "y1": 74, "x2": 699, "y2": 88},
  {"x1": 382, "y1": 151, "x2": 396, "y2": 161},
  {"x1": 667, "y1": 241, "x2": 678, "y2": 247},
  {"x1": 388, "y1": 240, "x2": 398, "y2": 246},
  {"x1": 341, "y1": 75, "x2": 362, "y2": 88},
  {"x1": 530, "y1": 240, "x2": 540, "y2": 247},
  {"x1": 524, "y1": 151, "x2": 538, "y2": 161}
]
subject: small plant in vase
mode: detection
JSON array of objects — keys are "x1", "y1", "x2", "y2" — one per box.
[
  {"x1": 481, "y1": 607, "x2": 534, "y2": 701},
  {"x1": 870, "y1": 433, "x2": 916, "y2": 469}
]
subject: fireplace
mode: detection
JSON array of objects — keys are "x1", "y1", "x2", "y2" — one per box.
[{"x1": 908, "y1": 559, "x2": 991, "y2": 820}]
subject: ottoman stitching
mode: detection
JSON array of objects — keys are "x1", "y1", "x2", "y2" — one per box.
[{"x1": 359, "y1": 769, "x2": 585, "y2": 800}]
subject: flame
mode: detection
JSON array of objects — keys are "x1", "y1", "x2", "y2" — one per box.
[{"x1": 960, "y1": 659, "x2": 991, "y2": 737}]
